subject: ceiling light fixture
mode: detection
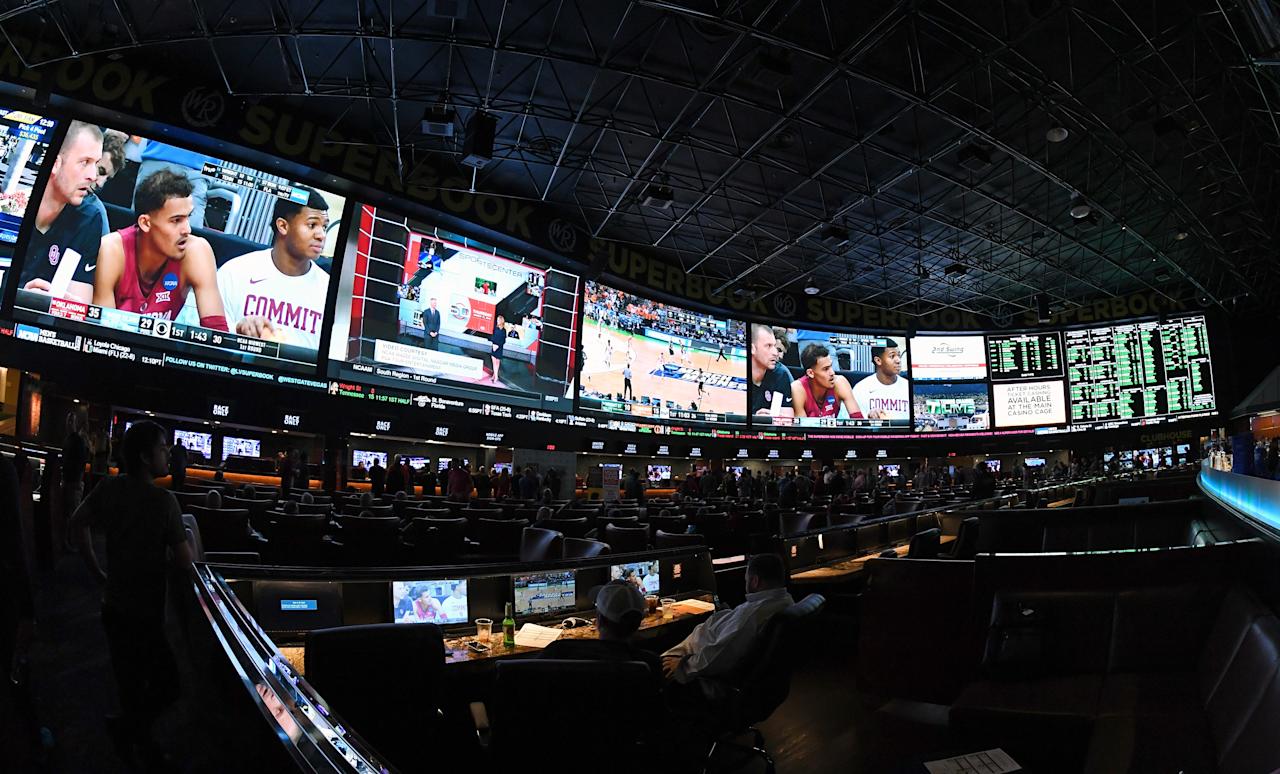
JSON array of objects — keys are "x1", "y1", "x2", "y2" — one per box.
[
  {"x1": 804, "y1": 278, "x2": 821, "y2": 295},
  {"x1": 1046, "y1": 126, "x2": 1069, "y2": 143},
  {"x1": 1174, "y1": 228, "x2": 1189, "y2": 241},
  {"x1": 1069, "y1": 202, "x2": 1091, "y2": 219}
]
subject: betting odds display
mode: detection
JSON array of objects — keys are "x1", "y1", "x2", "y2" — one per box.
[{"x1": 1064, "y1": 314, "x2": 1216, "y2": 428}]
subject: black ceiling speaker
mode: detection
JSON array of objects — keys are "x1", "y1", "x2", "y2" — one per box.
[
  {"x1": 1035, "y1": 293, "x2": 1051, "y2": 323},
  {"x1": 461, "y1": 111, "x2": 496, "y2": 169}
]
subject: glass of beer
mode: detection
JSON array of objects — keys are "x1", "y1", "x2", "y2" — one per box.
[
  {"x1": 661, "y1": 599, "x2": 676, "y2": 619},
  {"x1": 475, "y1": 618, "x2": 493, "y2": 643},
  {"x1": 645, "y1": 594, "x2": 659, "y2": 615}
]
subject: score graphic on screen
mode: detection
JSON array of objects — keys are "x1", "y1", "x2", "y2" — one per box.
[
  {"x1": 758, "y1": 327, "x2": 910, "y2": 429},
  {"x1": 327, "y1": 205, "x2": 580, "y2": 415},
  {"x1": 992, "y1": 380, "x2": 1067, "y2": 428},
  {"x1": 11, "y1": 121, "x2": 345, "y2": 377},
  {"x1": 1064, "y1": 315, "x2": 1216, "y2": 427},
  {"x1": 575, "y1": 280, "x2": 747, "y2": 424}
]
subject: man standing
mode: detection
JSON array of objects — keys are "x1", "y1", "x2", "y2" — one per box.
[
  {"x1": 69, "y1": 421, "x2": 193, "y2": 766},
  {"x1": 168, "y1": 440, "x2": 187, "y2": 491},
  {"x1": 215, "y1": 187, "x2": 331, "y2": 349},
  {"x1": 851, "y1": 338, "x2": 910, "y2": 422},
  {"x1": 20, "y1": 121, "x2": 106, "y2": 302},
  {"x1": 368, "y1": 456, "x2": 386, "y2": 499},
  {"x1": 622, "y1": 362, "x2": 634, "y2": 401},
  {"x1": 61, "y1": 414, "x2": 90, "y2": 550},
  {"x1": 420, "y1": 296, "x2": 441, "y2": 350}
]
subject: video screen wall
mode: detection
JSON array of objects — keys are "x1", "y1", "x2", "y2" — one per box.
[
  {"x1": 327, "y1": 204, "x2": 579, "y2": 415},
  {"x1": 0, "y1": 108, "x2": 56, "y2": 291},
  {"x1": 756, "y1": 327, "x2": 910, "y2": 430},
  {"x1": 10, "y1": 120, "x2": 345, "y2": 380},
  {"x1": 576, "y1": 280, "x2": 747, "y2": 424},
  {"x1": 0, "y1": 109, "x2": 1219, "y2": 442}
]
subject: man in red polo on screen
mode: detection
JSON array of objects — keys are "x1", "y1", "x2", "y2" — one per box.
[{"x1": 91, "y1": 169, "x2": 228, "y2": 330}]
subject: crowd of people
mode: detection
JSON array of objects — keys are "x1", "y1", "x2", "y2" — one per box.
[
  {"x1": 347, "y1": 453, "x2": 572, "y2": 503},
  {"x1": 585, "y1": 283, "x2": 744, "y2": 350}
]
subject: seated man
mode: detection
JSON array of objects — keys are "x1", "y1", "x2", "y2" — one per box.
[
  {"x1": 661, "y1": 553, "x2": 793, "y2": 685},
  {"x1": 540, "y1": 580, "x2": 663, "y2": 682}
]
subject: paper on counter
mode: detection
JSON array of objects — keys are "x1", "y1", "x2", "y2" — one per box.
[
  {"x1": 669, "y1": 599, "x2": 716, "y2": 613},
  {"x1": 513, "y1": 623, "x2": 563, "y2": 648},
  {"x1": 924, "y1": 748, "x2": 1020, "y2": 774}
]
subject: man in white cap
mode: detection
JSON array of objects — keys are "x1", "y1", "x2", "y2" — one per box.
[{"x1": 539, "y1": 579, "x2": 662, "y2": 682}]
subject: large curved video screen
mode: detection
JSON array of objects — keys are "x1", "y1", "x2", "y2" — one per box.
[
  {"x1": 326, "y1": 204, "x2": 580, "y2": 416},
  {"x1": 576, "y1": 280, "x2": 747, "y2": 425},
  {"x1": 10, "y1": 120, "x2": 345, "y2": 382},
  {"x1": 754, "y1": 327, "x2": 911, "y2": 431}
]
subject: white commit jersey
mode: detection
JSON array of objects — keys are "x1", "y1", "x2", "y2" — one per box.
[
  {"x1": 852, "y1": 374, "x2": 910, "y2": 421},
  {"x1": 216, "y1": 249, "x2": 330, "y2": 350}
]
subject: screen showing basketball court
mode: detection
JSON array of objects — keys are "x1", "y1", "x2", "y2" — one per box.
[
  {"x1": 574, "y1": 280, "x2": 747, "y2": 424},
  {"x1": 327, "y1": 204, "x2": 580, "y2": 414}
]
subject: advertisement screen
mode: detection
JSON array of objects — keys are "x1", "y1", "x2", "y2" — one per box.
[
  {"x1": 391, "y1": 579, "x2": 468, "y2": 625},
  {"x1": 992, "y1": 380, "x2": 1067, "y2": 428},
  {"x1": 0, "y1": 108, "x2": 57, "y2": 291},
  {"x1": 878, "y1": 464, "x2": 901, "y2": 478},
  {"x1": 913, "y1": 382, "x2": 990, "y2": 433},
  {"x1": 909, "y1": 335, "x2": 987, "y2": 381},
  {"x1": 576, "y1": 280, "x2": 746, "y2": 424},
  {"x1": 757, "y1": 327, "x2": 910, "y2": 430},
  {"x1": 222, "y1": 436, "x2": 261, "y2": 459},
  {"x1": 327, "y1": 204, "x2": 579, "y2": 414},
  {"x1": 11, "y1": 122, "x2": 345, "y2": 379},
  {"x1": 174, "y1": 429, "x2": 212, "y2": 460}
]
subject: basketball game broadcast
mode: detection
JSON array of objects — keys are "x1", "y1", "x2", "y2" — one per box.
[
  {"x1": 11, "y1": 120, "x2": 345, "y2": 372},
  {"x1": 752, "y1": 326, "x2": 911, "y2": 430},
  {"x1": 574, "y1": 280, "x2": 747, "y2": 424}
]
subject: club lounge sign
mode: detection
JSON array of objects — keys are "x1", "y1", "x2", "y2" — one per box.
[{"x1": 0, "y1": 39, "x2": 1192, "y2": 332}]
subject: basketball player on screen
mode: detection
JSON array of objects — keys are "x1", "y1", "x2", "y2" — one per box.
[
  {"x1": 216, "y1": 187, "x2": 331, "y2": 349},
  {"x1": 749, "y1": 323, "x2": 794, "y2": 418},
  {"x1": 790, "y1": 343, "x2": 861, "y2": 420},
  {"x1": 92, "y1": 170, "x2": 228, "y2": 330},
  {"x1": 851, "y1": 338, "x2": 910, "y2": 421}
]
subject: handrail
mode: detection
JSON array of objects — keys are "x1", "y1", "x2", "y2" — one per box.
[
  {"x1": 1198, "y1": 460, "x2": 1280, "y2": 540},
  {"x1": 188, "y1": 563, "x2": 389, "y2": 773}
]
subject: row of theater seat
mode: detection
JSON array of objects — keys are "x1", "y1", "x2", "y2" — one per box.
[{"x1": 951, "y1": 583, "x2": 1280, "y2": 773}]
